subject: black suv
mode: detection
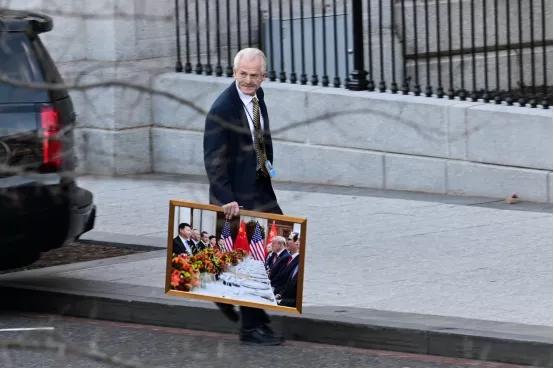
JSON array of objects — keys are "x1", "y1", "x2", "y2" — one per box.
[{"x1": 0, "y1": 10, "x2": 95, "y2": 269}]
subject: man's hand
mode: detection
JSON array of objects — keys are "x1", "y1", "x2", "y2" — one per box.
[{"x1": 222, "y1": 201, "x2": 240, "y2": 219}]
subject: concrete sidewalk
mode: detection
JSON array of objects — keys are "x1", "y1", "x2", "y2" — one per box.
[{"x1": 0, "y1": 174, "x2": 551, "y2": 365}]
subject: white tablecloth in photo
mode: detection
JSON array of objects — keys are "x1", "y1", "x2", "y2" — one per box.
[{"x1": 192, "y1": 258, "x2": 277, "y2": 305}]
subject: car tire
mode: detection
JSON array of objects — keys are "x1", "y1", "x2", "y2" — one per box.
[{"x1": 0, "y1": 248, "x2": 40, "y2": 270}]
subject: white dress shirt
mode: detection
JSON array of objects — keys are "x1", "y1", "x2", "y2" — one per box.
[
  {"x1": 236, "y1": 81, "x2": 265, "y2": 144},
  {"x1": 179, "y1": 235, "x2": 192, "y2": 254},
  {"x1": 275, "y1": 248, "x2": 286, "y2": 258}
]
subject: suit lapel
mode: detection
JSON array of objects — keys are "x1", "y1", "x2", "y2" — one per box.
[
  {"x1": 284, "y1": 255, "x2": 298, "y2": 271},
  {"x1": 228, "y1": 82, "x2": 254, "y2": 146},
  {"x1": 259, "y1": 98, "x2": 269, "y2": 131},
  {"x1": 178, "y1": 237, "x2": 187, "y2": 254},
  {"x1": 278, "y1": 250, "x2": 290, "y2": 264},
  {"x1": 177, "y1": 237, "x2": 191, "y2": 256}
]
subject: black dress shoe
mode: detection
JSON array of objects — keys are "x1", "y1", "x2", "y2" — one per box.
[
  {"x1": 216, "y1": 303, "x2": 239, "y2": 322},
  {"x1": 240, "y1": 327, "x2": 283, "y2": 345},
  {"x1": 261, "y1": 324, "x2": 285, "y2": 342}
]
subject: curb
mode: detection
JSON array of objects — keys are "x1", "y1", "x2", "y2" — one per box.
[
  {"x1": 0, "y1": 284, "x2": 551, "y2": 366},
  {"x1": 79, "y1": 231, "x2": 165, "y2": 250}
]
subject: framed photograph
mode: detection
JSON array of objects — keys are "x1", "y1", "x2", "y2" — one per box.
[{"x1": 165, "y1": 200, "x2": 307, "y2": 314}]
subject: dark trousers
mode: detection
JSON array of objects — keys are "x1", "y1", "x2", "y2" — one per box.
[
  {"x1": 218, "y1": 175, "x2": 281, "y2": 330},
  {"x1": 240, "y1": 306, "x2": 270, "y2": 329}
]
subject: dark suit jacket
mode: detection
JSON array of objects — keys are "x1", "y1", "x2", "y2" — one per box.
[
  {"x1": 272, "y1": 255, "x2": 299, "y2": 294},
  {"x1": 172, "y1": 236, "x2": 194, "y2": 256},
  {"x1": 196, "y1": 241, "x2": 209, "y2": 252},
  {"x1": 277, "y1": 265, "x2": 298, "y2": 307},
  {"x1": 269, "y1": 249, "x2": 291, "y2": 286},
  {"x1": 204, "y1": 82, "x2": 280, "y2": 213},
  {"x1": 264, "y1": 251, "x2": 275, "y2": 270}
]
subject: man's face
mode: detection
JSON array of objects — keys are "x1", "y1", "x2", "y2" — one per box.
[
  {"x1": 201, "y1": 233, "x2": 209, "y2": 243},
  {"x1": 290, "y1": 239, "x2": 300, "y2": 254},
  {"x1": 272, "y1": 239, "x2": 283, "y2": 253},
  {"x1": 180, "y1": 226, "x2": 192, "y2": 239},
  {"x1": 234, "y1": 57, "x2": 265, "y2": 96},
  {"x1": 192, "y1": 229, "x2": 200, "y2": 241},
  {"x1": 266, "y1": 242, "x2": 273, "y2": 253},
  {"x1": 286, "y1": 237, "x2": 294, "y2": 251}
]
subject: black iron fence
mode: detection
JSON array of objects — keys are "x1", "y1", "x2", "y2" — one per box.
[{"x1": 174, "y1": 0, "x2": 552, "y2": 108}]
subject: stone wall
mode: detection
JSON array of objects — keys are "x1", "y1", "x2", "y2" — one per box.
[{"x1": 151, "y1": 73, "x2": 552, "y2": 203}]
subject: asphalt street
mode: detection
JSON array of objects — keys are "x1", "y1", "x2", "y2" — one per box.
[{"x1": 0, "y1": 311, "x2": 523, "y2": 368}]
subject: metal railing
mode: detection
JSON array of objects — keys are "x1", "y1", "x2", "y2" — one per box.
[{"x1": 174, "y1": 0, "x2": 552, "y2": 108}]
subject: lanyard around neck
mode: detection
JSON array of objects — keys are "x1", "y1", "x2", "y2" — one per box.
[{"x1": 240, "y1": 99, "x2": 262, "y2": 129}]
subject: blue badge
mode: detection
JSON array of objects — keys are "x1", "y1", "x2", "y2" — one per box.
[{"x1": 265, "y1": 160, "x2": 276, "y2": 178}]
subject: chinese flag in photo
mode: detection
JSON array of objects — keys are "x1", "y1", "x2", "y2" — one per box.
[
  {"x1": 266, "y1": 220, "x2": 277, "y2": 247},
  {"x1": 234, "y1": 220, "x2": 250, "y2": 253}
]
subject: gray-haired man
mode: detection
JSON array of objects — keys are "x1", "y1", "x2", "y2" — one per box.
[{"x1": 204, "y1": 48, "x2": 283, "y2": 345}]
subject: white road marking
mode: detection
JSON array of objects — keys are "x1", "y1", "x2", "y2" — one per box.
[{"x1": 0, "y1": 327, "x2": 55, "y2": 332}]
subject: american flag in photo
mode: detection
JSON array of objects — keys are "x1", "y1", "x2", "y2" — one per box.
[
  {"x1": 220, "y1": 220, "x2": 233, "y2": 252},
  {"x1": 249, "y1": 222, "x2": 266, "y2": 261}
]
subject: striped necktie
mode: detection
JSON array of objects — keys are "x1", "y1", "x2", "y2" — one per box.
[{"x1": 252, "y1": 96, "x2": 269, "y2": 176}]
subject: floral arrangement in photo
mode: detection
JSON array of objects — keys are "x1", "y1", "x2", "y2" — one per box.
[
  {"x1": 170, "y1": 254, "x2": 200, "y2": 292},
  {"x1": 170, "y1": 248, "x2": 250, "y2": 291},
  {"x1": 207, "y1": 248, "x2": 227, "y2": 275},
  {"x1": 190, "y1": 250, "x2": 219, "y2": 274},
  {"x1": 223, "y1": 249, "x2": 248, "y2": 266}
]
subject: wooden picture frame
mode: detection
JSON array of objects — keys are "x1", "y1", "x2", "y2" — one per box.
[{"x1": 165, "y1": 200, "x2": 307, "y2": 314}]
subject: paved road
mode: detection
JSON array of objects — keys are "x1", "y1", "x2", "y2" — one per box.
[
  {"x1": 0, "y1": 311, "x2": 522, "y2": 367},
  {"x1": 78, "y1": 174, "x2": 553, "y2": 326}
]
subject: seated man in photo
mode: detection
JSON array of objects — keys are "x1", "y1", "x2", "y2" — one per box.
[
  {"x1": 173, "y1": 223, "x2": 195, "y2": 256},
  {"x1": 209, "y1": 235, "x2": 218, "y2": 249},
  {"x1": 276, "y1": 233, "x2": 300, "y2": 307},
  {"x1": 272, "y1": 232, "x2": 300, "y2": 294},
  {"x1": 197, "y1": 231, "x2": 210, "y2": 251},
  {"x1": 268, "y1": 236, "x2": 290, "y2": 287},
  {"x1": 276, "y1": 264, "x2": 298, "y2": 307},
  {"x1": 217, "y1": 238, "x2": 227, "y2": 251},
  {"x1": 264, "y1": 241, "x2": 275, "y2": 271},
  {"x1": 191, "y1": 228, "x2": 201, "y2": 246}
]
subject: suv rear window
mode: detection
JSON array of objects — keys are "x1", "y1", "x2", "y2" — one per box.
[
  {"x1": 0, "y1": 32, "x2": 56, "y2": 103},
  {"x1": 0, "y1": 32, "x2": 43, "y2": 81}
]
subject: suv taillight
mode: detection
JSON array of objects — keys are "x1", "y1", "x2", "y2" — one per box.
[{"x1": 40, "y1": 105, "x2": 62, "y2": 171}]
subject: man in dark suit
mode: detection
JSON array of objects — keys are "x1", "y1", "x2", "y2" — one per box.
[
  {"x1": 204, "y1": 48, "x2": 282, "y2": 345},
  {"x1": 268, "y1": 236, "x2": 291, "y2": 287},
  {"x1": 264, "y1": 242, "x2": 275, "y2": 271},
  {"x1": 276, "y1": 263, "x2": 299, "y2": 307},
  {"x1": 173, "y1": 223, "x2": 195, "y2": 256},
  {"x1": 272, "y1": 234, "x2": 299, "y2": 294},
  {"x1": 196, "y1": 231, "x2": 210, "y2": 251},
  {"x1": 191, "y1": 228, "x2": 201, "y2": 246},
  {"x1": 272, "y1": 232, "x2": 300, "y2": 296}
]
